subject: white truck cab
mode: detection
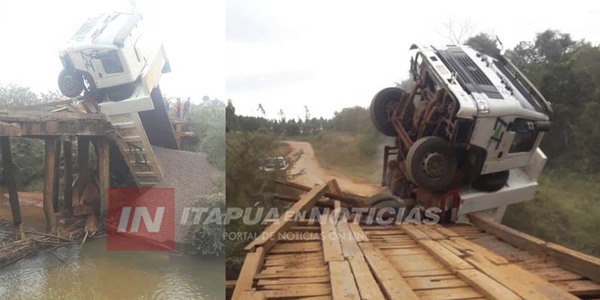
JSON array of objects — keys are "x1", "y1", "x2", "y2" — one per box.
[
  {"x1": 371, "y1": 44, "x2": 553, "y2": 223},
  {"x1": 58, "y1": 12, "x2": 170, "y2": 100}
]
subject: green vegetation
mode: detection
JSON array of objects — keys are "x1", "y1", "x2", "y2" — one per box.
[
  {"x1": 226, "y1": 131, "x2": 297, "y2": 279},
  {"x1": 0, "y1": 85, "x2": 57, "y2": 190},
  {"x1": 188, "y1": 185, "x2": 225, "y2": 256},
  {"x1": 504, "y1": 171, "x2": 600, "y2": 256},
  {"x1": 183, "y1": 98, "x2": 226, "y2": 170}
]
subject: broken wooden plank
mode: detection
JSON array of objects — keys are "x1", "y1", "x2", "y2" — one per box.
[
  {"x1": 447, "y1": 237, "x2": 510, "y2": 265},
  {"x1": 469, "y1": 213, "x2": 600, "y2": 282},
  {"x1": 405, "y1": 275, "x2": 468, "y2": 290},
  {"x1": 329, "y1": 261, "x2": 361, "y2": 299},
  {"x1": 358, "y1": 242, "x2": 419, "y2": 300},
  {"x1": 465, "y1": 251, "x2": 579, "y2": 300},
  {"x1": 275, "y1": 180, "x2": 365, "y2": 207},
  {"x1": 232, "y1": 247, "x2": 266, "y2": 300},
  {"x1": 419, "y1": 240, "x2": 473, "y2": 272},
  {"x1": 551, "y1": 279, "x2": 600, "y2": 297},
  {"x1": 245, "y1": 182, "x2": 331, "y2": 252}
]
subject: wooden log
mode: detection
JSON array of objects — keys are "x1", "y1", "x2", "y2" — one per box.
[
  {"x1": 97, "y1": 137, "x2": 110, "y2": 216},
  {"x1": 244, "y1": 182, "x2": 332, "y2": 252},
  {"x1": 63, "y1": 141, "x2": 73, "y2": 215},
  {"x1": 43, "y1": 136, "x2": 58, "y2": 233},
  {"x1": 0, "y1": 137, "x2": 21, "y2": 225},
  {"x1": 274, "y1": 180, "x2": 365, "y2": 207},
  {"x1": 52, "y1": 141, "x2": 61, "y2": 213}
]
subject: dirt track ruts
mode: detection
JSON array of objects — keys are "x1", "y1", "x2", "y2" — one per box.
[{"x1": 285, "y1": 141, "x2": 380, "y2": 197}]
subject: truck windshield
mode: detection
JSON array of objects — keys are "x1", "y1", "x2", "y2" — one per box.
[
  {"x1": 71, "y1": 16, "x2": 100, "y2": 41},
  {"x1": 92, "y1": 14, "x2": 130, "y2": 45}
]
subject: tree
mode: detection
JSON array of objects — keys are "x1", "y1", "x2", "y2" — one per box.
[{"x1": 465, "y1": 33, "x2": 501, "y2": 57}]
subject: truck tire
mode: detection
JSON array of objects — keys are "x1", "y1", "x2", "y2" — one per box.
[
  {"x1": 405, "y1": 136, "x2": 457, "y2": 192},
  {"x1": 370, "y1": 87, "x2": 406, "y2": 137},
  {"x1": 472, "y1": 170, "x2": 509, "y2": 192},
  {"x1": 365, "y1": 190, "x2": 404, "y2": 209},
  {"x1": 58, "y1": 69, "x2": 84, "y2": 98}
]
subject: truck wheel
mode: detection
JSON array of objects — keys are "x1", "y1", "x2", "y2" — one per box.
[
  {"x1": 365, "y1": 190, "x2": 404, "y2": 209},
  {"x1": 370, "y1": 87, "x2": 406, "y2": 137},
  {"x1": 405, "y1": 136, "x2": 457, "y2": 192},
  {"x1": 58, "y1": 69, "x2": 84, "y2": 98},
  {"x1": 472, "y1": 171, "x2": 509, "y2": 192}
]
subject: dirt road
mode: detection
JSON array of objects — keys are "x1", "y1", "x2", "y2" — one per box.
[{"x1": 286, "y1": 141, "x2": 381, "y2": 197}]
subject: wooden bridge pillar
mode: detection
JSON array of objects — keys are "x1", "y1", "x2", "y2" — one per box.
[
  {"x1": 0, "y1": 137, "x2": 22, "y2": 226},
  {"x1": 52, "y1": 141, "x2": 62, "y2": 213},
  {"x1": 98, "y1": 137, "x2": 110, "y2": 216},
  {"x1": 63, "y1": 141, "x2": 73, "y2": 216},
  {"x1": 43, "y1": 136, "x2": 58, "y2": 233},
  {"x1": 77, "y1": 137, "x2": 89, "y2": 174}
]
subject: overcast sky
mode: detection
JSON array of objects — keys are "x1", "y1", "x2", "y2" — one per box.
[
  {"x1": 0, "y1": 0, "x2": 225, "y2": 102},
  {"x1": 227, "y1": 0, "x2": 600, "y2": 119}
]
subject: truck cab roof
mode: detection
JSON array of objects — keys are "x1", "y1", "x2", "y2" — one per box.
[{"x1": 65, "y1": 12, "x2": 142, "y2": 52}]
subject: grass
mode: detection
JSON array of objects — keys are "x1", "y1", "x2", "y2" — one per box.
[
  {"x1": 504, "y1": 170, "x2": 600, "y2": 256},
  {"x1": 300, "y1": 131, "x2": 384, "y2": 184}
]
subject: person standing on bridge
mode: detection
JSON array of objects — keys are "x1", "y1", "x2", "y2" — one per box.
[
  {"x1": 164, "y1": 98, "x2": 171, "y2": 111},
  {"x1": 183, "y1": 97, "x2": 191, "y2": 119},
  {"x1": 175, "y1": 97, "x2": 183, "y2": 119}
]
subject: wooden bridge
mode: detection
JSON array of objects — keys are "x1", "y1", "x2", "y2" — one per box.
[
  {"x1": 0, "y1": 93, "x2": 184, "y2": 234},
  {"x1": 231, "y1": 180, "x2": 600, "y2": 300}
]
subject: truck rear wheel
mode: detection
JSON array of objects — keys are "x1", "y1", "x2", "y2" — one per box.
[
  {"x1": 58, "y1": 69, "x2": 84, "y2": 98},
  {"x1": 405, "y1": 136, "x2": 457, "y2": 192}
]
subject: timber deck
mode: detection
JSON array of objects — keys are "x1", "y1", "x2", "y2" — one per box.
[
  {"x1": 0, "y1": 110, "x2": 110, "y2": 137},
  {"x1": 232, "y1": 180, "x2": 600, "y2": 300}
]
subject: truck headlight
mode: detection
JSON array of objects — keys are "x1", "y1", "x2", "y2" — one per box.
[{"x1": 476, "y1": 99, "x2": 490, "y2": 114}]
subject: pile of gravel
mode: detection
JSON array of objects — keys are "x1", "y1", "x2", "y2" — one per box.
[{"x1": 151, "y1": 146, "x2": 223, "y2": 243}]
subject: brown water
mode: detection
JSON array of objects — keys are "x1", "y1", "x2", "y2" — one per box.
[{"x1": 0, "y1": 204, "x2": 224, "y2": 299}]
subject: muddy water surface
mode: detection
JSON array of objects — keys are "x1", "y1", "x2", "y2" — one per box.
[{"x1": 0, "y1": 202, "x2": 224, "y2": 299}]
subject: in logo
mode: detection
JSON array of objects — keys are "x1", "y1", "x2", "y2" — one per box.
[{"x1": 107, "y1": 188, "x2": 175, "y2": 251}]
